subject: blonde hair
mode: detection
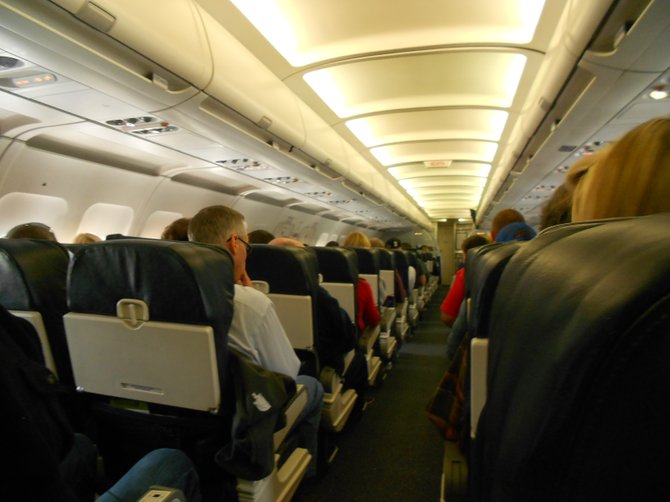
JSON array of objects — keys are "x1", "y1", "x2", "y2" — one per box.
[
  {"x1": 369, "y1": 237, "x2": 385, "y2": 248},
  {"x1": 342, "y1": 231, "x2": 371, "y2": 248},
  {"x1": 188, "y1": 205, "x2": 246, "y2": 245},
  {"x1": 161, "y1": 218, "x2": 190, "y2": 241},
  {"x1": 73, "y1": 232, "x2": 101, "y2": 244},
  {"x1": 568, "y1": 118, "x2": 670, "y2": 221}
]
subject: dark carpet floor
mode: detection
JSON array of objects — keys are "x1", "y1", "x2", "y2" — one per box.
[{"x1": 294, "y1": 285, "x2": 449, "y2": 502}]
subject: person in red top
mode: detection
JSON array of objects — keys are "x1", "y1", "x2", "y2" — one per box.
[
  {"x1": 342, "y1": 231, "x2": 381, "y2": 333},
  {"x1": 440, "y1": 234, "x2": 490, "y2": 326},
  {"x1": 356, "y1": 276, "x2": 381, "y2": 332}
]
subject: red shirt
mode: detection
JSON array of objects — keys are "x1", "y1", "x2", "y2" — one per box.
[
  {"x1": 356, "y1": 278, "x2": 380, "y2": 332},
  {"x1": 441, "y1": 267, "x2": 465, "y2": 319}
]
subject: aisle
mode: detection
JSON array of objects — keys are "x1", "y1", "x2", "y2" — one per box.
[{"x1": 295, "y1": 285, "x2": 449, "y2": 502}]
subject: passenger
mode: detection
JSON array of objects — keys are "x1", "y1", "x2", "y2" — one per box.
[
  {"x1": 247, "y1": 229, "x2": 275, "y2": 244},
  {"x1": 539, "y1": 184, "x2": 572, "y2": 230},
  {"x1": 73, "y1": 232, "x2": 101, "y2": 244},
  {"x1": 1, "y1": 305, "x2": 202, "y2": 502},
  {"x1": 5, "y1": 221, "x2": 57, "y2": 241},
  {"x1": 188, "y1": 205, "x2": 323, "y2": 476},
  {"x1": 342, "y1": 232, "x2": 381, "y2": 333},
  {"x1": 325, "y1": 240, "x2": 339, "y2": 247},
  {"x1": 495, "y1": 222, "x2": 537, "y2": 242},
  {"x1": 490, "y1": 208, "x2": 525, "y2": 242},
  {"x1": 567, "y1": 118, "x2": 670, "y2": 220},
  {"x1": 440, "y1": 234, "x2": 490, "y2": 328},
  {"x1": 160, "y1": 217, "x2": 190, "y2": 241},
  {"x1": 269, "y1": 237, "x2": 369, "y2": 413}
]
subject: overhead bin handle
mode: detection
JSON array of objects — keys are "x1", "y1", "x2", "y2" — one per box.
[{"x1": 50, "y1": 0, "x2": 116, "y2": 32}]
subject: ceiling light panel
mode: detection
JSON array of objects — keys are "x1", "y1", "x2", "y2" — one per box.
[
  {"x1": 372, "y1": 140, "x2": 498, "y2": 166},
  {"x1": 346, "y1": 109, "x2": 508, "y2": 147},
  {"x1": 399, "y1": 177, "x2": 487, "y2": 189},
  {"x1": 230, "y1": 0, "x2": 545, "y2": 67},
  {"x1": 304, "y1": 52, "x2": 527, "y2": 118},
  {"x1": 390, "y1": 162, "x2": 491, "y2": 179}
]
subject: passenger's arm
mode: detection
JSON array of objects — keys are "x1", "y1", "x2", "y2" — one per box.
[{"x1": 359, "y1": 279, "x2": 381, "y2": 328}]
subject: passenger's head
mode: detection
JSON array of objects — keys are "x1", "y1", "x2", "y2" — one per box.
[
  {"x1": 343, "y1": 231, "x2": 371, "y2": 248},
  {"x1": 369, "y1": 237, "x2": 385, "y2": 248},
  {"x1": 385, "y1": 237, "x2": 401, "y2": 249},
  {"x1": 567, "y1": 118, "x2": 670, "y2": 221},
  {"x1": 491, "y1": 209, "x2": 525, "y2": 241},
  {"x1": 5, "y1": 222, "x2": 57, "y2": 241},
  {"x1": 269, "y1": 237, "x2": 305, "y2": 248},
  {"x1": 189, "y1": 205, "x2": 250, "y2": 280},
  {"x1": 461, "y1": 234, "x2": 490, "y2": 261},
  {"x1": 73, "y1": 232, "x2": 101, "y2": 244},
  {"x1": 248, "y1": 229, "x2": 275, "y2": 244},
  {"x1": 495, "y1": 222, "x2": 537, "y2": 243},
  {"x1": 540, "y1": 184, "x2": 572, "y2": 230},
  {"x1": 161, "y1": 217, "x2": 190, "y2": 241},
  {"x1": 325, "y1": 240, "x2": 340, "y2": 247}
]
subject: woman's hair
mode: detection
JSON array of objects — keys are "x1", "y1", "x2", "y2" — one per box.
[
  {"x1": 342, "y1": 231, "x2": 371, "y2": 248},
  {"x1": 369, "y1": 237, "x2": 385, "y2": 248},
  {"x1": 73, "y1": 232, "x2": 101, "y2": 244},
  {"x1": 567, "y1": 118, "x2": 670, "y2": 221},
  {"x1": 539, "y1": 184, "x2": 572, "y2": 230},
  {"x1": 161, "y1": 218, "x2": 190, "y2": 241}
]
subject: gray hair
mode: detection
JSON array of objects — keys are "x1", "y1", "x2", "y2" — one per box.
[{"x1": 188, "y1": 205, "x2": 246, "y2": 245}]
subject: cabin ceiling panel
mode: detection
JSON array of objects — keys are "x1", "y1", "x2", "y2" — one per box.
[
  {"x1": 301, "y1": 51, "x2": 528, "y2": 119},
  {"x1": 226, "y1": 0, "x2": 546, "y2": 67},
  {"x1": 389, "y1": 162, "x2": 491, "y2": 179},
  {"x1": 346, "y1": 109, "x2": 509, "y2": 148},
  {"x1": 372, "y1": 140, "x2": 498, "y2": 166}
]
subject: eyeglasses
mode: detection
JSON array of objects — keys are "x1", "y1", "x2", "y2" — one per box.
[{"x1": 226, "y1": 235, "x2": 252, "y2": 255}]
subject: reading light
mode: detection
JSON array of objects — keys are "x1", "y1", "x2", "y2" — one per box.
[{"x1": 649, "y1": 86, "x2": 668, "y2": 100}]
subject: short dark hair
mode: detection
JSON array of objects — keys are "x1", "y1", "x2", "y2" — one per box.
[
  {"x1": 6, "y1": 222, "x2": 57, "y2": 241},
  {"x1": 462, "y1": 234, "x2": 489, "y2": 254},
  {"x1": 247, "y1": 229, "x2": 275, "y2": 244}
]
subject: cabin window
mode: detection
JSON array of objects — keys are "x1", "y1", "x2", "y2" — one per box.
[
  {"x1": 140, "y1": 211, "x2": 184, "y2": 238},
  {"x1": 0, "y1": 192, "x2": 68, "y2": 237},
  {"x1": 77, "y1": 203, "x2": 133, "y2": 239}
]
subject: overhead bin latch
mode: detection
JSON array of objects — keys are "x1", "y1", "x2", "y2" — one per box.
[
  {"x1": 116, "y1": 298, "x2": 149, "y2": 330},
  {"x1": 50, "y1": 0, "x2": 116, "y2": 32}
]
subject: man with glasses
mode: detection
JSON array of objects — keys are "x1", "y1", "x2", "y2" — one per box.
[{"x1": 189, "y1": 205, "x2": 323, "y2": 477}]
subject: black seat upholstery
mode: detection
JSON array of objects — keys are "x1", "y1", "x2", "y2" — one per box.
[
  {"x1": 65, "y1": 239, "x2": 236, "y2": 482},
  {"x1": 391, "y1": 249, "x2": 409, "y2": 292},
  {"x1": 350, "y1": 247, "x2": 380, "y2": 276},
  {"x1": 472, "y1": 214, "x2": 670, "y2": 502},
  {"x1": 465, "y1": 242, "x2": 523, "y2": 340},
  {"x1": 0, "y1": 238, "x2": 72, "y2": 384},
  {"x1": 312, "y1": 246, "x2": 359, "y2": 284},
  {"x1": 246, "y1": 244, "x2": 320, "y2": 376}
]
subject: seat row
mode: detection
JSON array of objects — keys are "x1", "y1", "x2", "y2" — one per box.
[
  {"x1": 440, "y1": 213, "x2": 670, "y2": 502},
  {"x1": 0, "y1": 236, "x2": 438, "y2": 501}
]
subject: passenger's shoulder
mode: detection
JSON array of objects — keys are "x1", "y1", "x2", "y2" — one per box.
[{"x1": 234, "y1": 284, "x2": 273, "y2": 309}]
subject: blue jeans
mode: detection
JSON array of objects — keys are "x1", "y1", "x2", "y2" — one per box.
[
  {"x1": 295, "y1": 374, "x2": 324, "y2": 477},
  {"x1": 98, "y1": 448, "x2": 201, "y2": 502}
]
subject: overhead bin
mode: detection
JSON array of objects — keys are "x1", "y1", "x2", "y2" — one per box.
[
  {"x1": 0, "y1": 1, "x2": 206, "y2": 112},
  {"x1": 197, "y1": 5, "x2": 306, "y2": 150},
  {"x1": 49, "y1": 0, "x2": 213, "y2": 90},
  {"x1": 297, "y1": 101, "x2": 350, "y2": 179}
]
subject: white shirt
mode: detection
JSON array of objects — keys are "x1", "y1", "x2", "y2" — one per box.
[
  {"x1": 408, "y1": 265, "x2": 417, "y2": 291},
  {"x1": 227, "y1": 284, "x2": 300, "y2": 379}
]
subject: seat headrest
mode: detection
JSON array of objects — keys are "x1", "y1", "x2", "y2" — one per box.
[
  {"x1": 0, "y1": 238, "x2": 72, "y2": 383},
  {"x1": 68, "y1": 240, "x2": 234, "y2": 332},
  {"x1": 474, "y1": 214, "x2": 670, "y2": 501},
  {"x1": 465, "y1": 242, "x2": 522, "y2": 339},
  {"x1": 312, "y1": 247, "x2": 358, "y2": 283},
  {"x1": 0, "y1": 238, "x2": 69, "y2": 311},
  {"x1": 349, "y1": 247, "x2": 380, "y2": 274},
  {"x1": 375, "y1": 248, "x2": 395, "y2": 269},
  {"x1": 246, "y1": 245, "x2": 319, "y2": 296}
]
